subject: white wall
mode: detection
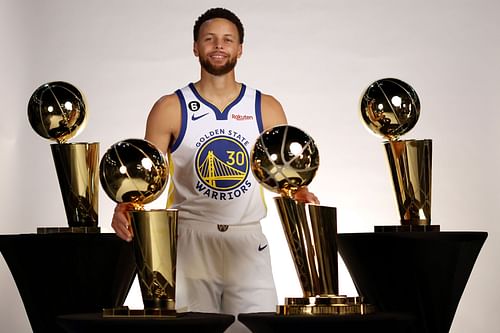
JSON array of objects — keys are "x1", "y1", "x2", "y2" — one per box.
[{"x1": 1, "y1": 0, "x2": 498, "y2": 332}]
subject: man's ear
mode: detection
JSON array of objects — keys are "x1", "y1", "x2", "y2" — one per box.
[
  {"x1": 193, "y1": 42, "x2": 199, "y2": 57},
  {"x1": 237, "y1": 44, "x2": 243, "y2": 58}
]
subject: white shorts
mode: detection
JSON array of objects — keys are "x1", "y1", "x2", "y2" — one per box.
[{"x1": 175, "y1": 220, "x2": 278, "y2": 333}]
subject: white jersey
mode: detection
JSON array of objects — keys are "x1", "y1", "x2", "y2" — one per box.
[{"x1": 167, "y1": 83, "x2": 267, "y2": 225}]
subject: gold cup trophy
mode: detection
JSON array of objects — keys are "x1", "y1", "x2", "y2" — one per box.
[
  {"x1": 251, "y1": 125, "x2": 373, "y2": 315},
  {"x1": 360, "y1": 78, "x2": 437, "y2": 232},
  {"x1": 27, "y1": 81, "x2": 99, "y2": 233},
  {"x1": 100, "y1": 138, "x2": 178, "y2": 316}
]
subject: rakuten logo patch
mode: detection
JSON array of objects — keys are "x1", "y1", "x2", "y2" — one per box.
[{"x1": 231, "y1": 114, "x2": 254, "y2": 121}]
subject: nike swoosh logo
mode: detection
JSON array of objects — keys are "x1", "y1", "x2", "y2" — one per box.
[
  {"x1": 258, "y1": 244, "x2": 268, "y2": 251},
  {"x1": 191, "y1": 113, "x2": 209, "y2": 121}
]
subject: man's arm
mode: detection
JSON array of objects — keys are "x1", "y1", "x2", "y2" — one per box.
[
  {"x1": 112, "y1": 93, "x2": 181, "y2": 241},
  {"x1": 260, "y1": 93, "x2": 319, "y2": 204},
  {"x1": 261, "y1": 94, "x2": 287, "y2": 130},
  {"x1": 145, "y1": 93, "x2": 182, "y2": 154}
]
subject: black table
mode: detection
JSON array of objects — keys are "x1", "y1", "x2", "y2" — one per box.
[
  {"x1": 57, "y1": 312, "x2": 235, "y2": 333},
  {"x1": 337, "y1": 231, "x2": 487, "y2": 333},
  {"x1": 239, "y1": 312, "x2": 417, "y2": 333},
  {"x1": 0, "y1": 233, "x2": 136, "y2": 333}
]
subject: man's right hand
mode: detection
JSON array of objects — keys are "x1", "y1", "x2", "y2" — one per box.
[{"x1": 111, "y1": 203, "x2": 134, "y2": 242}]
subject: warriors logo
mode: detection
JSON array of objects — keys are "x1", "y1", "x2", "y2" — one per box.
[{"x1": 195, "y1": 135, "x2": 249, "y2": 191}]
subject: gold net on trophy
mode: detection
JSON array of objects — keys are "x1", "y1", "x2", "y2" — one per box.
[
  {"x1": 360, "y1": 78, "x2": 437, "y2": 232},
  {"x1": 27, "y1": 81, "x2": 99, "y2": 233},
  {"x1": 100, "y1": 138, "x2": 179, "y2": 316},
  {"x1": 251, "y1": 125, "x2": 373, "y2": 315}
]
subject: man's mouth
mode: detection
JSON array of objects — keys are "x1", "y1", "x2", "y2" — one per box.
[{"x1": 209, "y1": 52, "x2": 227, "y2": 60}]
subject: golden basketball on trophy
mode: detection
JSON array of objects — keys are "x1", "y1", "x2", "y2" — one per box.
[
  {"x1": 251, "y1": 125, "x2": 373, "y2": 315},
  {"x1": 100, "y1": 139, "x2": 168, "y2": 208},
  {"x1": 27, "y1": 81, "x2": 99, "y2": 232},
  {"x1": 100, "y1": 138, "x2": 178, "y2": 315},
  {"x1": 28, "y1": 81, "x2": 87, "y2": 143},
  {"x1": 251, "y1": 125, "x2": 319, "y2": 197},
  {"x1": 360, "y1": 78, "x2": 436, "y2": 232}
]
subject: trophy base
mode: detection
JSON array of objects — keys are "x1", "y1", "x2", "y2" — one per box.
[
  {"x1": 374, "y1": 225, "x2": 440, "y2": 233},
  {"x1": 37, "y1": 226, "x2": 100, "y2": 234},
  {"x1": 102, "y1": 306, "x2": 182, "y2": 318},
  {"x1": 277, "y1": 296, "x2": 375, "y2": 315}
]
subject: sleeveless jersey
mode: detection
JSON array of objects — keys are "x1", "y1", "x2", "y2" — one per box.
[{"x1": 167, "y1": 83, "x2": 267, "y2": 225}]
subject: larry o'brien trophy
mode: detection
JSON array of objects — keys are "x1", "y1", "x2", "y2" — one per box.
[
  {"x1": 100, "y1": 138, "x2": 178, "y2": 316},
  {"x1": 360, "y1": 78, "x2": 437, "y2": 232},
  {"x1": 27, "y1": 81, "x2": 99, "y2": 233},
  {"x1": 251, "y1": 125, "x2": 373, "y2": 315}
]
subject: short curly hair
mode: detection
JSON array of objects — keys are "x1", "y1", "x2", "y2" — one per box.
[{"x1": 193, "y1": 8, "x2": 244, "y2": 43}]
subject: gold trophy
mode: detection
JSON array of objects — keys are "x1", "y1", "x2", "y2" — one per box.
[
  {"x1": 360, "y1": 78, "x2": 437, "y2": 232},
  {"x1": 100, "y1": 138, "x2": 178, "y2": 316},
  {"x1": 251, "y1": 125, "x2": 373, "y2": 315},
  {"x1": 27, "y1": 81, "x2": 99, "y2": 233}
]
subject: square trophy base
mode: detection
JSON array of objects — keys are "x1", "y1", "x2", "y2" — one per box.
[
  {"x1": 277, "y1": 296, "x2": 375, "y2": 315},
  {"x1": 37, "y1": 226, "x2": 100, "y2": 234},
  {"x1": 102, "y1": 305, "x2": 182, "y2": 318},
  {"x1": 374, "y1": 225, "x2": 440, "y2": 233}
]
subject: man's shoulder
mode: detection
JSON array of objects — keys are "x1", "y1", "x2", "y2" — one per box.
[
  {"x1": 148, "y1": 93, "x2": 182, "y2": 123},
  {"x1": 257, "y1": 90, "x2": 287, "y2": 129},
  {"x1": 153, "y1": 93, "x2": 181, "y2": 110},
  {"x1": 260, "y1": 93, "x2": 282, "y2": 109}
]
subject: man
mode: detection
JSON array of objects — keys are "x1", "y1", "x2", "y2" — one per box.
[{"x1": 112, "y1": 8, "x2": 318, "y2": 333}]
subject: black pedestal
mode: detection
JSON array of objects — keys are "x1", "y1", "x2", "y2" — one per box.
[
  {"x1": 337, "y1": 231, "x2": 487, "y2": 333},
  {"x1": 57, "y1": 312, "x2": 235, "y2": 333},
  {"x1": 0, "y1": 233, "x2": 136, "y2": 333},
  {"x1": 238, "y1": 312, "x2": 417, "y2": 333}
]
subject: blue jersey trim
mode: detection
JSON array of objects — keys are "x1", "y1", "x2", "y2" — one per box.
[
  {"x1": 255, "y1": 90, "x2": 264, "y2": 133},
  {"x1": 188, "y1": 82, "x2": 247, "y2": 120},
  {"x1": 224, "y1": 84, "x2": 246, "y2": 119},
  {"x1": 171, "y1": 90, "x2": 187, "y2": 153}
]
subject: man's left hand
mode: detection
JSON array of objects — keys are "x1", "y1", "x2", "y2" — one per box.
[{"x1": 294, "y1": 186, "x2": 320, "y2": 204}]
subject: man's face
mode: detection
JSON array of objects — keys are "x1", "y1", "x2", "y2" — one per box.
[{"x1": 194, "y1": 18, "x2": 242, "y2": 76}]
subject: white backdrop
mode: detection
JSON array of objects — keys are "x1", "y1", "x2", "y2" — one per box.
[{"x1": 1, "y1": 0, "x2": 499, "y2": 332}]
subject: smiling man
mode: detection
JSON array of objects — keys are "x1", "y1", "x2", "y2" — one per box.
[{"x1": 112, "y1": 8, "x2": 318, "y2": 333}]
